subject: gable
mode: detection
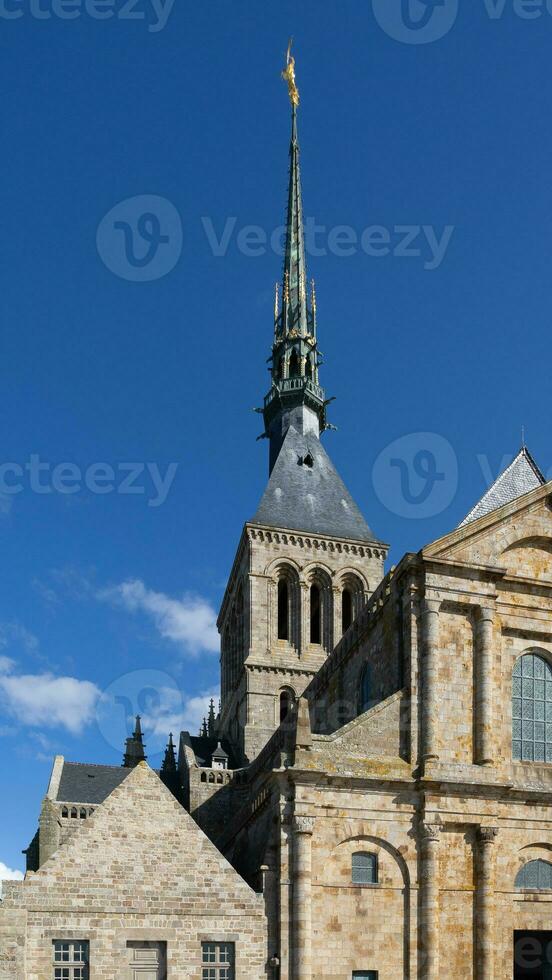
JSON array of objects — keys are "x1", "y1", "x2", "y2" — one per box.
[
  {"x1": 7, "y1": 763, "x2": 262, "y2": 915},
  {"x1": 424, "y1": 482, "x2": 552, "y2": 578}
]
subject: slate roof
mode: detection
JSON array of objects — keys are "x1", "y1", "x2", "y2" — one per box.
[
  {"x1": 56, "y1": 762, "x2": 138, "y2": 804},
  {"x1": 458, "y1": 447, "x2": 545, "y2": 528},
  {"x1": 56, "y1": 762, "x2": 168, "y2": 803},
  {"x1": 253, "y1": 426, "x2": 383, "y2": 544}
]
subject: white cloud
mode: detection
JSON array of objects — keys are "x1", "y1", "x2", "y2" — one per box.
[
  {"x1": 100, "y1": 579, "x2": 219, "y2": 657},
  {"x1": 0, "y1": 862, "x2": 24, "y2": 896},
  {"x1": 0, "y1": 622, "x2": 38, "y2": 652},
  {"x1": 0, "y1": 659, "x2": 100, "y2": 735},
  {"x1": 139, "y1": 688, "x2": 219, "y2": 738}
]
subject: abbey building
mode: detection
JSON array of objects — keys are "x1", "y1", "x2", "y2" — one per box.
[{"x1": 3, "y1": 60, "x2": 552, "y2": 980}]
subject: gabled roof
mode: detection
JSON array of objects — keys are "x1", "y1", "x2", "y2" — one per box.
[
  {"x1": 253, "y1": 426, "x2": 383, "y2": 544},
  {"x1": 56, "y1": 762, "x2": 158, "y2": 805},
  {"x1": 458, "y1": 447, "x2": 545, "y2": 528}
]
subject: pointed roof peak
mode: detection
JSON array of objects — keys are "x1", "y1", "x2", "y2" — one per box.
[
  {"x1": 161, "y1": 732, "x2": 177, "y2": 774},
  {"x1": 122, "y1": 714, "x2": 147, "y2": 768},
  {"x1": 253, "y1": 425, "x2": 385, "y2": 544},
  {"x1": 458, "y1": 445, "x2": 546, "y2": 528}
]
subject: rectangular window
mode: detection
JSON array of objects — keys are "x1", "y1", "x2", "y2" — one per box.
[
  {"x1": 352, "y1": 973, "x2": 378, "y2": 980},
  {"x1": 352, "y1": 852, "x2": 378, "y2": 885},
  {"x1": 53, "y1": 941, "x2": 89, "y2": 980},
  {"x1": 202, "y1": 942, "x2": 235, "y2": 980}
]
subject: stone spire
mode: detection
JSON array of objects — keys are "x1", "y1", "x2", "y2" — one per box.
[
  {"x1": 161, "y1": 732, "x2": 177, "y2": 774},
  {"x1": 207, "y1": 699, "x2": 217, "y2": 737},
  {"x1": 261, "y1": 53, "x2": 328, "y2": 474},
  {"x1": 122, "y1": 715, "x2": 147, "y2": 768}
]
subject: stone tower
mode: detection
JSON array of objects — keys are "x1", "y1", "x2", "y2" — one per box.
[{"x1": 218, "y1": 81, "x2": 388, "y2": 765}]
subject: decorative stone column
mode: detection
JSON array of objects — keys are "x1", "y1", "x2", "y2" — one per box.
[
  {"x1": 421, "y1": 599, "x2": 440, "y2": 763},
  {"x1": 419, "y1": 821, "x2": 441, "y2": 980},
  {"x1": 475, "y1": 608, "x2": 494, "y2": 765},
  {"x1": 332, "y1": 587, "x2": 341, "y2": 651},
  {"x1": 292, "y1": 816, "x2": 314, "y2": 980},
  {"x1": 476, "y1": 826, "x2": 498, "y2": 979},
  {"x1": 299, "y1": 582, "x2": 309, "y2": 656}
]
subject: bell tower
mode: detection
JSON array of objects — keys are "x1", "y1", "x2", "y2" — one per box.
[{"x1": 217, "y1": 48, "x2": 388, "y2": 765}]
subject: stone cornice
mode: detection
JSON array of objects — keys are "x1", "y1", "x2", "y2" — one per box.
[{"x1": 246, "y1": 522, "x2": 388, "y2": 560}]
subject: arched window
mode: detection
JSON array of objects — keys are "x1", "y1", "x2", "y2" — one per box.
[
  {"x1": 359, "y1": 663, "x2": 372, "y2": 714},
  {"x1": 305, "y1": 355, "x2": 313, "y2": 380},
  {"x1": 352, "y1": 852, "x2": 378, "y2": 885},
  {"x1": 278, "y1": 579, "x2": 289, "y2": 640},
  {"x1": 515, "y1": 859, "x2": 552, "y2": 890},
  {"x1": 342, "y1": 589, "x2": 353, "y2": 634},
  {"x1": 310, "y1": 584, "x2": 321, "y2": 644},
  {"x1": 289, "y1": 349, "x2": 300, "y2": 378},
  {"x1": 512, "y1": 653, "x2": 552, "y2": 762},
  {"x1": 280, "y1": 688, "x2": 295, "y2": 723}
]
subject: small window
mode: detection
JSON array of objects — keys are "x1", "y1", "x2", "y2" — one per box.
[
  {"x1": 53, "y1": 941, "x2": 89, "y2": 980},
  {"x1": 289, "y1": 349, "x2": 300, "y2": 378},
  {"x1": 280, "y1": 688, "x2": 294, "y2": 723},
  {"x1": 342, "y1": 588, "x2": 353, "y2": 634},
  {"x1": 310, "y1": 584, "x2": 321, "y2": 644},
  {"x1": 352, "y1": 973, "x2": 378, "y2": 980},
  {"x1": 352, "y1": 852, "x2": 378, "y2": 885},
  {"x1": 515, "y1": 859, "x2": 552, "y2": 890},
  {"x1": 202, "y1": 942, "x2": 235, "y2": 980},
  {"x1": 359, "y1": 664, "x2": 372, "y2": 714},
  {"x1": 278, "y1": 579, "x2": 289, "y2": 641}
]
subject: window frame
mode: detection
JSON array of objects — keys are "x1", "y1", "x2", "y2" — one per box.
[
  {"x1": 351, "y1": 851, "x2": 378, "y2": 886},
  {"x1": 277, "y1": 579, "x2": 290, "y2": 641},
  {"x1": 512, "y1": 652, "x2": 552, "y2": 763},
  {"x1": 53, "y1": 940, "x2": 89, "y2": 980},
  {"x1": 201, "y1": 941, "x2": 235, "y2": 980},
  {"x1": 515, "y1": 858, "x2": 552, "y2": 891}
]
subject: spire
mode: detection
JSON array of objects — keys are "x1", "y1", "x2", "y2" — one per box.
[
  {"x1": 161, "y1": 732, "x2": 177, "y2": 773},
  {"x1": 261, "y1": 45, "x2": 328, "y2": 474},
  {"x1": 122, "y1": 715, "x2": 147, "y2": 768},
  {"x1": 207, "y1": 698, "x2": 216, "y2": 737},
  {"x1": 279, "y1": 101, "x2": 310, "y2": 338}
]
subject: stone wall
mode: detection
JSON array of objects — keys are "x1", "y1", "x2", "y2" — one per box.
[{"x1": 0, "y1": 763, "x2": 267, "y2": 980}]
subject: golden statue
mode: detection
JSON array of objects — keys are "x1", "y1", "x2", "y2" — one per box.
[{"x1": 282, "y1": 39, "x2": 300, "y2": 107}]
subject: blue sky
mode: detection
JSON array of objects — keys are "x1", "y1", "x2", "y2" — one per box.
[{"x1": 1, "y1": 0, "x2": 552, "y2": 875}]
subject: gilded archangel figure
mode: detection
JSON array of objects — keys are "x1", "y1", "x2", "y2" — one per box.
[{"x1": 282, "y1": 39, "x2": 300, "y2": 107}]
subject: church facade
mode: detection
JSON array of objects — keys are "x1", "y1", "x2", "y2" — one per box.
[{"x1": 3, "y1": 60, "x2": 552, "y2": 980}]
